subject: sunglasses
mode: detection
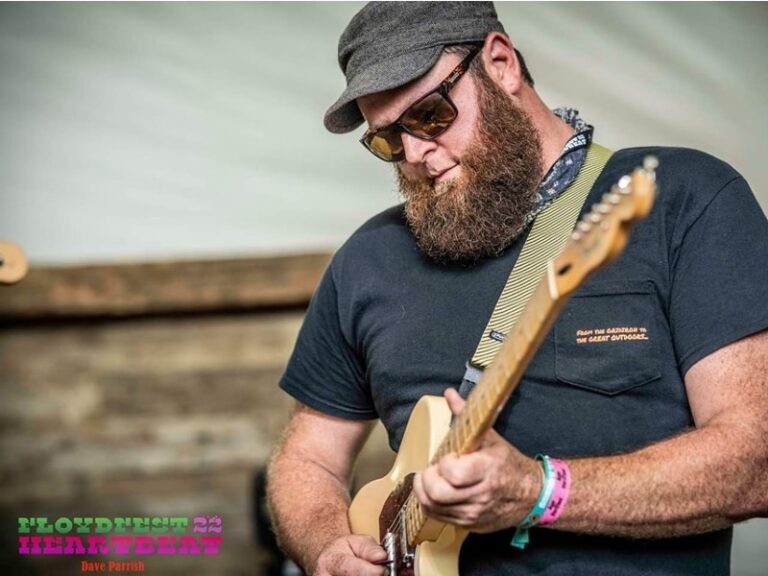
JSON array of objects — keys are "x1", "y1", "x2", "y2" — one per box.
[{"x1": 359, "y1": 47, "x2": 481, "y2": 162}]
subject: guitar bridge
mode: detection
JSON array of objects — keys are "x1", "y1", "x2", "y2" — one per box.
[
  {"x1": 379, "y1": 473, "x2": 420, "y2": 575},
  {"x1": 382, "y1": 531, "x2": 397, "y2": 576},
  {"x1": 383, "y1": 522, "x2": 415, "y2": 576}
]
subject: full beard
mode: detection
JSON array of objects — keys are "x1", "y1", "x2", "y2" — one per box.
[{"x1": 397, "y1": 72, "x2": 544, "y2": 265}]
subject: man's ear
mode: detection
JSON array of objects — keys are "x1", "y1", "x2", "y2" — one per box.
[{"x1": 481, "y1": 32, "x2": 524, "y2": 96}]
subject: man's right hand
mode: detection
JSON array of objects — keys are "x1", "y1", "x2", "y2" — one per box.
[{"x1": 313, "y1": 534, "x2": 390, "y2": 576}]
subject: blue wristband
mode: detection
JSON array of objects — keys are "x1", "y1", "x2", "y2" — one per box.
[{"x1": 510, "y1": 454, "x2": 555, "y2": 549}]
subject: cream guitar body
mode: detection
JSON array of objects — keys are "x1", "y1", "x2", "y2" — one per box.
[
  {"x1": 347, "y1": 159, "x2": 657, "y2": 576},
  {"x1": 349, "y1": 395, "x2": 467, "y2": 576}
]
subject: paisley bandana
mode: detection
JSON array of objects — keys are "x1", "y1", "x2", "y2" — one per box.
[{"x1": 526, "y1": 108, "x2": 594, "y2": 225}]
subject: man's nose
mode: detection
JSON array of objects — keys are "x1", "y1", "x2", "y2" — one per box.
[{"x1": 401, "y1": 132, "x2": 437, "y2": 165}]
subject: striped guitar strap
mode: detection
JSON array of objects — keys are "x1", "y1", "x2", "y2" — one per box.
[{"x1": 470, "y1": 143, "x2": 613, "y2": 368}]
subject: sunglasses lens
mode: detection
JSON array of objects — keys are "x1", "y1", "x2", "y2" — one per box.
[
  {"x1": 401, "y1": 92, "x2": 457, "y2": 139},
  {"x1": 361, "y1": 91, "x2": 457, "y2": 162},
  {"x1": 366, "y1": 131, "x2": 404, "y2": 162}
]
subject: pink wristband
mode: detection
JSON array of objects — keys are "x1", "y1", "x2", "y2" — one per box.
[{"x1": 538, "y1": 458, "x2": 571, "y2": 525}]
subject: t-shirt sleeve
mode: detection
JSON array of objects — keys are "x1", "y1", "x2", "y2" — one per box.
[
  {"x1": 669, "y1": 175, "x2": 768, "y2": 375},
  {"x1": 279, "y1": 263, "x2": 377, "y2": 420}
]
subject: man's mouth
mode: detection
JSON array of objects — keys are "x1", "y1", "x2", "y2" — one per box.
[{"x1": 433, "y1": 165, "x2": 460, "y2": 184}]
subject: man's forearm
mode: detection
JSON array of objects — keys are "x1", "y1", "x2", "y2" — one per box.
[
  {"x1": 552, "y1": 418, "x2": 767, "y2": 538},
  {"x1": 267, "y1": 453, "x2": 353, "y2": 572}
]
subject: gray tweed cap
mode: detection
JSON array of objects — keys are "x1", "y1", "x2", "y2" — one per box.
[{"x1": 324, "y1": 1, "x2": 505, "y2": 134}]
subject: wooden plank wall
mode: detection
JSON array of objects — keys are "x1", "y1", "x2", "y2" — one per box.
[{"x1": 0, "y1": 253, "x2": 394, "y2": 576}]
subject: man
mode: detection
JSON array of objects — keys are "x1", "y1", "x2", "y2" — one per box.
[{"x1": 267, "y1": 3, "x2": 768, "y2": 575}]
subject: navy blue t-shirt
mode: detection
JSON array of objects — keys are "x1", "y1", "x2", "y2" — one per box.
[{"x1": 279, "y1": 147, "x2": 768, "y2": 576}]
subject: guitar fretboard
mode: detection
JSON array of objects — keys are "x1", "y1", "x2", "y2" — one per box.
[{"x1": 402, "y1": 266, "x2": 566, "y2": 545}]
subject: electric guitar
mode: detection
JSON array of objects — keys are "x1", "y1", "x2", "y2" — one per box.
[{"x1": 348, "y1": 157, "x2": 658, "y2": 575}]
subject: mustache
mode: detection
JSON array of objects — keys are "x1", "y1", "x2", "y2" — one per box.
[{"x1": 396, "y1": 73, "x2": 543, "y2": 265}]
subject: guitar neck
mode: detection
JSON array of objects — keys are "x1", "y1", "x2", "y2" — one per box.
[{"x1": 433, "y1": 264, "x2": 565, "y2": 461}]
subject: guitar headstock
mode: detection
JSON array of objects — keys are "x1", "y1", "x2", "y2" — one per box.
[
  {"x1": 0, "y1": 241, "x2": 29, "y2": 285},
  {"x1": 552, "y1": 156, "x2": 657, "y2": 296}
]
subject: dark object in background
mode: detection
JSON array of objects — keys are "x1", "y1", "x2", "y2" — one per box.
[{"x1": 253, "y1": 467, "x2": 302, "y2": 576}]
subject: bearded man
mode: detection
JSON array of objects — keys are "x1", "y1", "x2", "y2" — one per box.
[{"x1": 267, "y1": 3, "x2": 768, "y2": 576}]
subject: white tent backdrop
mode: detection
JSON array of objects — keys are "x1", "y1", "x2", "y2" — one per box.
[
  {"x1": 0, "y1": 2, "x2": 765, "y2": 265},
  {"x1": 0, "y1": 3, "x2": 766, "y2": 572}
]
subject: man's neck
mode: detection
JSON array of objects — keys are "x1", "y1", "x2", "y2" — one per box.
[{"x1": 519, "y1": 87, "x2": 575, "y2": 175}]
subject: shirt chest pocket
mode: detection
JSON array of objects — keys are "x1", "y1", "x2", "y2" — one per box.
[{"x1": 554, "y1": 281, "x2": 661, "y2": 395}]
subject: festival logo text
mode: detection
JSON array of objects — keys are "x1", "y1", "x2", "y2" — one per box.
[{"x1": 18, "y1": 516, "x2": 223, "y2": 556}]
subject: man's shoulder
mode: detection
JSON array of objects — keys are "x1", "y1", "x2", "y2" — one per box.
[
  {"x1": 353, "y1": 203, "x2": 408, "y2": 236},
  {"x1": 605, "y1": 146, "x2": 746, "y2": 214},
  {"x1": 342, "y1": 203, "x2": 410, "y2": 251},
  {"x1": 609, "y1": 146, "x2": 741, "y2": 186},
  {"x1": 331, "y1": 203, "x2": 416, "y2": 271}
]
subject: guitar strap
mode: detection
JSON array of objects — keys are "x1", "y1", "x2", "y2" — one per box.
[{"x1": 469, "y1": 143, "x2": 613, "y2": 370}]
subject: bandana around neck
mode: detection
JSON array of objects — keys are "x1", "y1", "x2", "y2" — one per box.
[{"x1": 525, "y1": 107, "x2": 594, "y2": 225}]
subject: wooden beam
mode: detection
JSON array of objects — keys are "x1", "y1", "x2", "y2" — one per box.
[{"x1": 0, "y1": 253, "x2": 331, "y2": 320}]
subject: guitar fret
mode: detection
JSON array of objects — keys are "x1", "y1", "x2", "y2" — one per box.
[
  {"x1": 522, "y1": 316, "x2": 531, "y2": 342},
  {"x1": 494, "y1": 354, "x2": 508, "y2": 383},
  {"x1": 469, "y1": 404, "x2": 478, "y2": 433},
  {"x1": 407, "y1": 514, "x2": 414, "y2": 541},
  {"x1": 527, "y1": 309, "x2": 539, "y2": 334},
  {"x1": 469, "y1": 396, "x2": 481, "y2": 427},
  {"x1": 447, "y1": 433, "x2": 456, "y2": 455},
  {"x1": 462, "y1": 411, "x2": 471, "y2": 435},
  {"x1": 536, "y1": 286, "x2": 546, "y2": 320},
  {"x1": 486, "y1": 390, "x2": 497, "y2": 415},
  {"x1": 480, "y1": 391, "x2": 490, "y2": 415},
  {"x1": 516, "y1": 330, "x2": 526, "y2": 364},
  {"x1": 512, "y1": 334, "x2": 520, "y2": 361}
]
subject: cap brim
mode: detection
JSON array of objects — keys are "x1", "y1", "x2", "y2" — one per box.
[{"x1": 323, "y1": 45, "x2": 444, "y2": 134}]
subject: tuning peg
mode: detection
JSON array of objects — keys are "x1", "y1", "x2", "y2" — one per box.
[
  {"x1": 587, "y1": 213, "x2": 602, "y2": 224},
  {"x1": 602, "y1": 192, "x2": 621, "y2": 205},
  {"x1": 643, "y1": 156, "x2": 659, "y2": 172},
  {"x1": 643, "y1": 156, "x2": 659, "y2": 181},
  {"x1": 618, "y1": 175, "x2": 632, "y2": 193},
  {"x1": 594, "y1": 203, "x2": 611, "y2": 214},
  {"x1": 576, "y1": 221, "x2": 592, "y2": 233}
]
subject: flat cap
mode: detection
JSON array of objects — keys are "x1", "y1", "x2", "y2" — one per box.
[{"x1": 324, "y1": 1, "x2": 505, "y2": 134}]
